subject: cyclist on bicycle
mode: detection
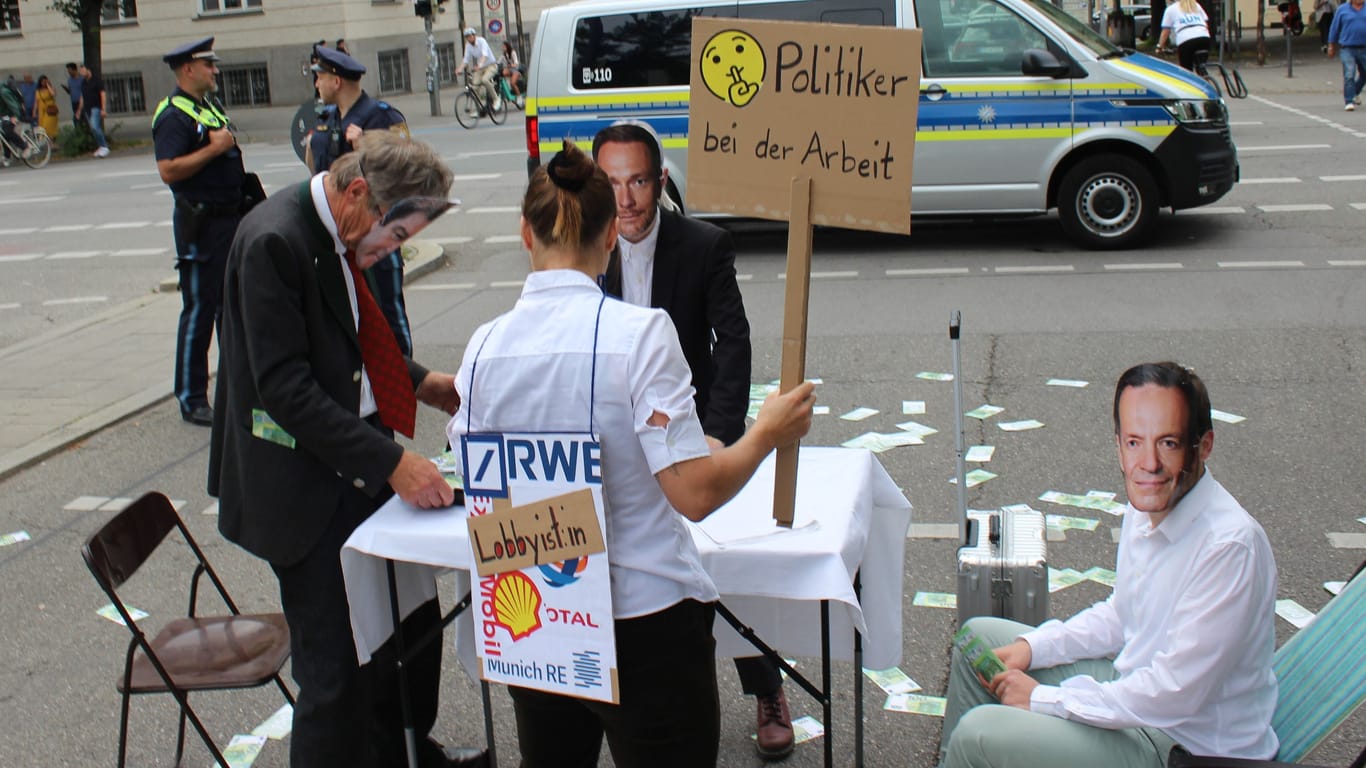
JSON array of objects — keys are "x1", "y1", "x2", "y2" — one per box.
[
  {"x1": 456, "y1": 27, "x2": 501, "y2": 112},
  {"x1": 1157, "y1": 0, "x2": 1212, "y2": 72},
  {"x1": 0, "y1": 79, "x2": 30, "y2": 164}
]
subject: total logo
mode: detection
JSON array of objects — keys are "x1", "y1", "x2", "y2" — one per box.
[{"x1": 538, "y1": 556, "x2": 588, "y2": 588}]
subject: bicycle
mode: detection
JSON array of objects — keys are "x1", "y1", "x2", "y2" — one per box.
[
  {"x1": 494, "y1": 71, "x2": 525, "y2": 111},
  {"x1": 454, "y1": 70, "x2": 507, "y2": 129},
  {"x1": 1155, "y1": 46, "x2": 1247, "y2": 99},
  {"x1": 0, "y1": 120, "x2": 52, "y2": 169}
]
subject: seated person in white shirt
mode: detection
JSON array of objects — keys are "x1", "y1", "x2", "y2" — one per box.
[{"x1": 940, "y1": 361, "x2": 1279, "y2": 768}]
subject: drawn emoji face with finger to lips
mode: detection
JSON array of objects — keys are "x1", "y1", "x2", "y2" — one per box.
[{"x1": 700, "y1": 30, "x2": 766, "y2": 107}]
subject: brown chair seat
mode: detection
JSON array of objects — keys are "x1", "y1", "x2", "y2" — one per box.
[{"x1": 121, "y1": 613, "x2": 290, "y2": 694}]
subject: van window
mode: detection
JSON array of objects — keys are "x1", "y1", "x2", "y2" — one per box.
[
  {"x1": 738, "y1": 0, "x2": 894, "y2": 25},
  {"x1": 572, "y1": 7, "x2": 738, "y2": 90},
  {"x1": 919, "y1": 0, "x2": 1050, "y2": 77}
]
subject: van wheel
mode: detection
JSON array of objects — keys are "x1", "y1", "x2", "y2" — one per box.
[{"x1": 1057, "y1": 154, "x2": 1158, "y2": 250}]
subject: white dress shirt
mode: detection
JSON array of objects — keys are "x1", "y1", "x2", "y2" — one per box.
[
  {"x1": 617, "y1": 207, "x2": 662, "y2": 308},
  {"x1": 1022, "y1": 470, "x2": 1279, "y2": 758},
  {"x1": 447, "y1": 269, "x2": 718, "y2": 619},
  {"x1": 310, "y1": 172, "x2": 377, "y2": 419},
  {"x1": 462, "y1": 35, "x2": 496, "y2": 69}
]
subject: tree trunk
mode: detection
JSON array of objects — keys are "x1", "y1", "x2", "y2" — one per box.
[{"x1": 79, "y1": 0, "x2": 103, "y2": 78}]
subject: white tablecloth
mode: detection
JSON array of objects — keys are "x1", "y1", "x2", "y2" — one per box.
[{"x1": 340, "y1": 447, "x2": 912, "y2": 672}]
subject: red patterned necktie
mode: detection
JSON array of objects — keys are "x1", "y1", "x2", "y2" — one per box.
[{"x1": 344, "y1": 251, "x2": 416, "y2": 438}]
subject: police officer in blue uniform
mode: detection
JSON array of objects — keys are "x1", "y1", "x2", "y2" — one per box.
[
  {"x1": 306, "y1": 46, "x2": 416, "y2": 356},
  {"x1": 154, "y1": 37, "x2": 249, "y2": 426}
]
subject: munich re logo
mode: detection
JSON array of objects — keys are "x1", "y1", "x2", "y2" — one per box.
[{"x1": 700, "y1": 29, "x2": 766, "y2": 107}]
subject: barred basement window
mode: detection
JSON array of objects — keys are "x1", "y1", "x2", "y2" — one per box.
[
  {"x1": 215, "y1": 64, "x2": 271, "y2": 107},
  {"x1": 436, "y1": 42, "x2": 456, "y2": 86},
  {"x1": 104, "y1": 72, "x2": 146, "y2": 114},
  {"x1": 0, "y1": 0, "x2": 20, "y2": 32},
  {"x1": 377, "y1": 49, "x2": 411, "y2": 95}
]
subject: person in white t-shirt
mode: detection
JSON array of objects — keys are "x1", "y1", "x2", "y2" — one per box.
[
  {"x1": 938, "y1": 361, "x2": 1278, "y2": 768},
  {"x1": 1158, "y1": 0, "x2": 1213, "y2": 71},
  {"x1": 446, "y1": 141, "x2": 815, "y2": 768}
]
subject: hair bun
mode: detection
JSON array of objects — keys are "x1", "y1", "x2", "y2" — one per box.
[{"x1": 546, "y1": 147, "x2": 588, "y2": 193}]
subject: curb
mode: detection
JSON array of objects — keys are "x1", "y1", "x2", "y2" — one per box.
[{"x1": 0, "y1": 242, "x2": 447, "y2": 481}]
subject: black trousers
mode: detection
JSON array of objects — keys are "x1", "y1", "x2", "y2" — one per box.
[
  {"x1": 735, "y1": 654, "x2": 783, "y2": 698},
  {"x1": 1177, "y1": 36, "x2": 1212, "y2": 71},
  {"x1": 509, "y1": 599, "x2": 720, "y2": 768},
  {"x1": 271, "y1": 489, "x2": 446, "y2": 768},
  {"x1": 173, "y1": 211, "x2": 237, "y2": 412}
]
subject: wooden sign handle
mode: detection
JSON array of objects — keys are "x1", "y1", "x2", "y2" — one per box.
[{"x1": 774, "y1": 176, "x2": 813, "y2": 528}]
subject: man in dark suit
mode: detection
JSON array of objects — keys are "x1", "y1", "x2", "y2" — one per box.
[
  {"x1": 592, "y1": 123, "x2": 795, "y2": 760},
  {"x1": 209, "y1": 131, "x2": 476, "y2": 768}
]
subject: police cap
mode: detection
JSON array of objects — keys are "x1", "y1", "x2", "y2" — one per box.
[
  {"x1": 311, "y1": 46, "x2": 366, "y2": 80},
  {"x1": 163, "y1": 37, "x2": 220, "y2": 69}
]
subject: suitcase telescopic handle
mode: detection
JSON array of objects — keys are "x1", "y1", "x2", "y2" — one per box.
[{"x1": 951, "y1": 310, "x2": 969, "y2": 546}]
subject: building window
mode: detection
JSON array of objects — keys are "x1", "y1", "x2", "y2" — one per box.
[
  {"x1": 1, "y1": 0, "x2": 20, "y2": 32},
  {"x1": 216, "y1": 64, "x2": 271, "y2": 107},
  {"x1": 102, "y1": 0, "x2": 137, "y2": 24},
  {"x1": 200, "y1": 0, "x2": 261, "y2": 14},
  {"x1": 436, "y1": 42, "x2": 456, "y2": 85},
  {"x1": 104, "y1": 72, "x2": 146, "y2": 114},
  {"x1": 377, "y1": 49, "x2": 411, "y2": 95}
]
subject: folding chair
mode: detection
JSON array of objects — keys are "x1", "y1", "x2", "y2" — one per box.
[
  {"x1": 81, "y1": 491, "x2": 294, "y2": 768},
  {"x1": 1170, "y1": 561, "x2": 1366, "y2": 768}
]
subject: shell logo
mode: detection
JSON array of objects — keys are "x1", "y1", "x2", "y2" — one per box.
[{"x1": 492, "y1": 571, "x2": 544, "y2": 640}]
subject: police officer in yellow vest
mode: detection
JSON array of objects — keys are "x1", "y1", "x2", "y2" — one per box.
[{"x1": 154, "y1": 37, "x2": 247, "y2": 426}]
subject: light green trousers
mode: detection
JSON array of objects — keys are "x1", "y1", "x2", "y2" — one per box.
[{"x1": 940, "y1": 616, "x2": 1177, "y2": 768}]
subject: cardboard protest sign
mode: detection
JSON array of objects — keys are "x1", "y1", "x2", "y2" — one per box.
[
  {"x1": 687, "y1": 17, "x2": 922, "y2": 233},
  {"x1": 462, "y1": 432, "x2": 618, "y2": 703},
  {"x1": 687, "y1": 17, "x2": 921, "y2": 523}
]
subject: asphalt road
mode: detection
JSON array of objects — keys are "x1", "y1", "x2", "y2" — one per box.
[{"x1": 1, "y1": 89, "x2": 1364, "y2": 767}]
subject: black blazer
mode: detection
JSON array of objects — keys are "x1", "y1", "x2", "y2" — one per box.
[
  {"x1": 605, "y1": 209, "x2": 751, "y2": 445},
  {"x1": 208, "y1": 181, "x2": 428, "y2": 567}
]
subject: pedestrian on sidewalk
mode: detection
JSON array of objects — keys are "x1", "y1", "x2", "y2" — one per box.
[
  {"x1": 153, "y1": 37, "x2": 246, "y2": 426},
  {"x1": 1315, "y1": 0, "x2": 1339, "y2": 51},
  {"x1": 76, "y1": 64, "x2": 109, "y2": 157},
  {"x1": 305, "y1": 46, "x2": 416, "y2": 356},
  {"x1": 1327, "y1": 0, "x2": 1366, "y2": 110},
  {"x1": 62, "y1": 63, "x2": 84, "y2": 129}
]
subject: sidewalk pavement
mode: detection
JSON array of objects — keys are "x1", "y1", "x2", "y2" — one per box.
[
  {"x1": 0, "y1": 46, "x2": 1353, "y2": 480},
  {"x1": 0, "y1": 241, "x2": 447, "y2": 480}
]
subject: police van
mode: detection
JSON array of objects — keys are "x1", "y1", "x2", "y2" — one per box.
[{"x1": 524, "y1": 0, "x2": 1238, "y2": 250}]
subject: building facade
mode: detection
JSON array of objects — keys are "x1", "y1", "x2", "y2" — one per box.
[
  {"x1": 0, "y1": 0, "x2": 1293, "y2": 120},
  {"x1": 0, "y1": 0, "x2": 558, "y2": 118}
]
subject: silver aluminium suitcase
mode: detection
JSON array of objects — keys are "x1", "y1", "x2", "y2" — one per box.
[
  {"x1": 947, "y1": 311, "x2": 1049, "y2": 625},
  {"x1": 956, "y1": 506, "x2": 1048, "y2": 625}
]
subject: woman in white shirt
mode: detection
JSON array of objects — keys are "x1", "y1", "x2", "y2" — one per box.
[
  {"x1": 499, "y1": 41, "x2": 523, "y2": 100},
  {"x1": 1158, "y1": 0, "x2": 1212, "y2": 71},
  {"x1": 447, "y1": 141, "x2": 815, "y2": 768}
]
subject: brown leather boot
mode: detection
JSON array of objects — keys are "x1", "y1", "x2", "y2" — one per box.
[{"x1": 754, "y1": 687, "x2": 795, "y2": 760}]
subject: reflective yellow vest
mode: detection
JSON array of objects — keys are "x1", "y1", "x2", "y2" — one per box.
[{"x1": 152, "y1": 95, "x2": 228, "y2": 129}]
